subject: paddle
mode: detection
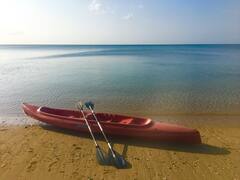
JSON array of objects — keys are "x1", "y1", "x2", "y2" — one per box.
[
  {"x1": 76, "y1": 102, "x2": 107, "y2": 165},
  {"x1": 85, "y1": 101, "x2": 127, "y2": 169}
]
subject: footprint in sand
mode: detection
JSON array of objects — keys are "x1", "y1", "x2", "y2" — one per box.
[
  {"x1": 72, "y1": 171, "x2": 79, "y2": 177},
  {"x1": 0, "y1": 128, "x2": 8, "y2": 131},
  {"x1": 1, "y1": 163, "x2": 7, "y2": 168},
  {"x1": 48, "y1": 160, "x2": 58, "y2": 172},
  {"x1": 27, "y1": 160, "x2": 37, "y2": 172},
  {"x1": 75, "y1": 146, "x2": 81, "y2": 150},
  {"x1": 27, "y1": 148, "x2": 34, "y2": 153}
]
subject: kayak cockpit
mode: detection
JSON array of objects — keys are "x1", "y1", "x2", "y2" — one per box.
[
  {"x1": 37, "y1": 106, "x2": 152, "y2": 127},
  {"x1": 86, "y1": 113, "x2": 152, "y2": 127},
  {"x1": 37, "y1": 106, "x2": 84, "y2": 118}
]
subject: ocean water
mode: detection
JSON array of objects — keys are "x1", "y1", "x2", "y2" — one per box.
[{"x1": 0, "y1": 45, "x2": 240, "y2": 124}]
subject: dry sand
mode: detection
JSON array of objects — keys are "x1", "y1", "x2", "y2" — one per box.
[{"x1": 0, "y1": 121, "x2": 240, "y2": 180}]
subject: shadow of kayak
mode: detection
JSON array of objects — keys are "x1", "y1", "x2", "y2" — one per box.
[
  {"x1": 41, "y1": 124, "x2": 230, "y2": 156},
  {"x1": 113, "y1": 138, "x2": 230, "y2": 155}
]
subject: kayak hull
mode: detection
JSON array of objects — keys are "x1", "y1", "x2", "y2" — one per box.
[{"x1": 22, "y1": 103, "x2": 201, "y2": 144}]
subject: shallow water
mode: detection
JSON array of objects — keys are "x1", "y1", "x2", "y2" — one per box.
[{"x1": 0, "y1": 45, "x2": 240, "y2": 124}]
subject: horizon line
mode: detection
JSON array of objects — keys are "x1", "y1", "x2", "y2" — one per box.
[{"x1": 0, "y1": 43, "x2": 240, "y2": 46}]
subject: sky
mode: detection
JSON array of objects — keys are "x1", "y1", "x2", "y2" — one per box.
[{"x1": 0, "y1": 0, "x2": 239, "y2": 44}]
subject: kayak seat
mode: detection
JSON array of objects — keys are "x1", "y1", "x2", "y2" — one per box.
[
  {"x1": 86, "y1": 113, "x2": 119, "y2": 122},
  {"x1": 120, "y1": 119, "x2": 133, "y2": 125},
  {"x1": 100, "y1": 118, "x2": 133, "y2": 125}
]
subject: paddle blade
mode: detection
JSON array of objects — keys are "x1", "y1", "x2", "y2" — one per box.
[
  {"x1": 85, "y1": 101, "x2": 94, "y2": 110},
  {"x1": 114, "y1": 155, "x2": 127, "y2": 169},
  {"x1": 96, "y1": 146, "x2": 108, "y2": 165},
  {"x1": 107, "y1": 150, "x2": 127, "y2": 169}
]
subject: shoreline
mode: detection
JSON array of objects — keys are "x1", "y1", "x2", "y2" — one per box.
[{"x1": 0, "y1": 120, "x2": 240, "y2": 179}]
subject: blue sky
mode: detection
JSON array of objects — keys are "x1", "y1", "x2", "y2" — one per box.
[{"x1": 0, "y1": 0, "x2": 239, "y2": 44}]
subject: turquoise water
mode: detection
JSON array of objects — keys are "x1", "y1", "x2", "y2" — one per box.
[{"x1": 0, "y1": 45, "x2": 240, "y2": 121}]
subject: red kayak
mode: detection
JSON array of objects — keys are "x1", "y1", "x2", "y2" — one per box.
[{"x1": 22, "y1": 103, "x2": 201, "y2": 144}]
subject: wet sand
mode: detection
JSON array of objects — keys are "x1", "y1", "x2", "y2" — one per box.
[{"x1": 0, "y1": 121, "x2": 240, "y2": 180}]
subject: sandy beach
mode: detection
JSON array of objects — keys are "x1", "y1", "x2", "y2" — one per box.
[
  {"x1": 0, "y1": 118, "x2": 239, "y2": 180},
  {"x1": 1, "y1": 0, "x2": 240, "y2": 178}
]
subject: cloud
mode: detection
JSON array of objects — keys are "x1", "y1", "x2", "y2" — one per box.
[
  {"x1": 122, "y1": 13, "x2": 133, "y2": 20},
  {"x1": 88, "y1": 0, "x2": 105, "y2": 14},
  {"x1": 8, "y1": 31, "x2": 25, "y2": 36}
]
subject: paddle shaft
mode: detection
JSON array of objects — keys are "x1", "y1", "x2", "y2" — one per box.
[
  {"x1": 79, "y1": 109, "x2": 98, "y2": 147},
  {"x1": 88, "y1": 107, "x2": 116, "y2": 158}
]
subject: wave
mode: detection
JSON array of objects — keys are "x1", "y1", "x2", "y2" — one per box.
[
  {"x1": 29, "y1": 46, "x2": 226, "y2": 60},
  {"x1": 30, "y1": 48, "x2": 161, "y2": 60}
]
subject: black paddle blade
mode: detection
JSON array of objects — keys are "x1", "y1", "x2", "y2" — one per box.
[
  {"x1": 113, "y1": 155, "x2": 127, "y2": 169},
  {"x1": 96, "y1": 146, "x2": 108, "y2": 165},
  {"x1": 107, "y1": 150, "x2": 127, "y2": 169},
  {"x1": 85, "y1": 101, "x2": 94, "y2": 110}
]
